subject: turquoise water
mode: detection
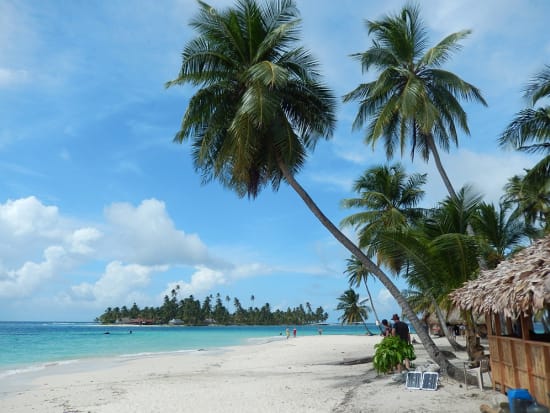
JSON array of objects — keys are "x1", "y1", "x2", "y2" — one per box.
[{"x1": 0, "y1": 322, "x2": 375, "y2": 379}]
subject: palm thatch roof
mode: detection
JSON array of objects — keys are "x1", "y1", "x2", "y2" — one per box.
[{"x1": 451, "y1": 235, "x2": 550, "y2": 318}]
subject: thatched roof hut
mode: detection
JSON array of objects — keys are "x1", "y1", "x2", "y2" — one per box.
[
  {"x1": 451, "y1": 235, "x2": 550, "y2": 408},
  {"x1": 451, "y1": 235, "x2": 550, "y2": 318}
]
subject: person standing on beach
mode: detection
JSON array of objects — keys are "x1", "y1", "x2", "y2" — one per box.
[
  {"x1": 293, "y1": 327, "x2": 297, "y2": 338},
  {"x1": 391, "y1": 314, "x2": 411, "y2": 372},
  {"x1": 285, "y1": 328, "x2": 290, "y2": 339}
]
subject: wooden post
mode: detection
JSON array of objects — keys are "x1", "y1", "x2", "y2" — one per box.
[
  {"x1": 522, "y1": 312, "x2": 535, "y2": 402},
  {"x1": 493, "y1": 313, "x2": 505, "y2": 394}
]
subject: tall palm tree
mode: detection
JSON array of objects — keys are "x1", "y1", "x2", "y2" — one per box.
[
  {"x1": 336, "y1": 289, "x2": 372, "y2": 334},
  {"x1": 344, "y1": 256, "x2": 382, "y2": 334},
  {"x1": 500, "y1": 65, "x2": 550, "y2": 189},
  {"x1": 341, "y1": 163, "x2": 426, "y2": 272},
  {"x1": 168, "y1": 0, "x2": 458, "y2": 376},
  {"x1": 344, "y1": 3, "x2": 487, "y2": 198}
]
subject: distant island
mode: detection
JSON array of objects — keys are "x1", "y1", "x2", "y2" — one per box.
[{"x1": 96, "y1": 289, "x2": 328, "y2": 326}]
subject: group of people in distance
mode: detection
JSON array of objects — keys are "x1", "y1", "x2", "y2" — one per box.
[{"x1": 380, "y1": 314, "x2": 411, "y2": 373}]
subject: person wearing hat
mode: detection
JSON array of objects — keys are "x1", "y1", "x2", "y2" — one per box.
[{"x1": 391, "y1": 314, "x2": 411, "y2": 373}]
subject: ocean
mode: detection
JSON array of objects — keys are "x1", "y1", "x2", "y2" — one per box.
[{"x1": 0, "y1": 321, "x2": 376, "y2": 381}]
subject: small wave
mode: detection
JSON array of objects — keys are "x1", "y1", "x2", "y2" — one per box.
[
  {"x1": 119, "y1": 349, "x2": 199, "y2": 359},
  {"x1": 0, "y1": 359, "x2": 80, "y2": 379},
  {"x1": 246, "y1": 335, "x2": 286, "y2": 345}
]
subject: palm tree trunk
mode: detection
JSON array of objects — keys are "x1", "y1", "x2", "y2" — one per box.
[
  {"x1": 427, "y1": 136, "x2": 458, "y2": 199},
  {"x1": 363, "y1": 279, "x2": 384, "y2": 334},
  {"x1": 277, "y1": 158, "x2": 459, "y2": 377},
  {"x1": 431, "y1": 297, "x2": 465, "y2": 351},
  {"x1": 361, "y1": 315, "x2": 374, "y2": 335}
]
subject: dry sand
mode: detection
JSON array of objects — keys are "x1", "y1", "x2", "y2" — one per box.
[{"x1": 0, "y1": 334, "x2": 506, "y2": 412}]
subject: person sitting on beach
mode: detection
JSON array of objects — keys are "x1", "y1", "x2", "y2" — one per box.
[{"x1": 391, "y1": 314, "x2": 411, "y2": 373}]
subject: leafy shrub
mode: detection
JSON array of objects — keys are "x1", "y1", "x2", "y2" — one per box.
[{"x1": 373, "y1": 336, "x2": 416, "y2": 374}]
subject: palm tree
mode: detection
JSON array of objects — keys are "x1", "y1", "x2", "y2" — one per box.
[
  {"x1": 344, "y1": 3, "x2": 487, "y2": 198},
  {"x1": 336, "y1": 289, "x2": 372, "y2": 334},
  {"x1": 341, "y1": 163, "x2": 426, "y2": 272},
  {"x1": 500, "y1": 65, "x2": 550, "y2": 190},
  {"x1": 472, "y1": 201, "x2": 534, "y2": 268},
  {"x1": 503, "y1": 174, "x2": 550, "y2": 234},
  {"x1": 374, "y1": 187, "x2": 482, "y2": 352},
  {"x1": 168, "y1": 0, "x2": 458, "y2": 376},
  {"x1": 344, "y1": 256, "x2": 382, "y2": 333}
]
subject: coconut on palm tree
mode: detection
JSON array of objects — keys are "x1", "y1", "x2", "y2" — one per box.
[
  {"x1": 344, "y1": 3, "x2": 487, "y2": 199},
  {"x1": 168, "y1": 0, "x2": 459, "y2": 376}
]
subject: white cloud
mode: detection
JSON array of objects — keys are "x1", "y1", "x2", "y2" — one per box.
[
  {"x1": 0, "y1": 196, "x2": 61, "y2": 237},
  {"x1": 0, "y1": 245, "x2": 70, "y2": 298},
  {"x1": 69, "y1": 227, "x2": 102, "y2": 255},
  {"x1": 71, "y1": 261, "x2": 167, "y2": 305},
  {"x1": 0, "y1": 197, "x2": 103, "y2": 299},
  {"x1": 102, "y1": 198, "x2": 210, "y2": 266},
  {"x1": 0, "y1": 197, "x2": 72, "y2": 269},
  {"x1": 164, "y1": 266, "x2": 227, "y2": 298},
  {"x1": 418, "y1": 149, "x2": 538, "y2": 206}
]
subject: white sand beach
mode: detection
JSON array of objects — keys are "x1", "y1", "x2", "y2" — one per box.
[{"x1": 1, "y1": 334, "x2": 506, "y2": 413}]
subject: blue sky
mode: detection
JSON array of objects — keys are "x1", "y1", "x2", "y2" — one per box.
[{"x1": 0, "y1": 0, "x2": 548, "y2": 322}]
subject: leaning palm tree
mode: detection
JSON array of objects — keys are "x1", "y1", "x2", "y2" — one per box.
[
  {"x1": 167, "y1": 0, "x2": 458, "y2": 376},
  {"x1": 336, "y1": 289, "x2": 372, "y2": 334},
  {"x1": 344, "y1": 3, "x2": 487, "y2": 198},
  {"x1": 344, "y1": 256, "x2": 382, "y2": 334},
  {"x1": 500, "y1": 65, "x2": 550, "y2": 190}
]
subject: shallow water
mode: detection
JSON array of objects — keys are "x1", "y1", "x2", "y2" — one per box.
[{"x1": 0, "y1": 321, "x2": 375, "y2": 378}]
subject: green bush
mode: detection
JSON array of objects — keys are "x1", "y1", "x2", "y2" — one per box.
[{"x1": 373, "y1": 336, "x2": 416, "y2": 374}]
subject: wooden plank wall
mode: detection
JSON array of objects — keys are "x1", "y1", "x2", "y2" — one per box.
[{"x1": 488, "y1": 321, "x2": 550, "y2": 407}]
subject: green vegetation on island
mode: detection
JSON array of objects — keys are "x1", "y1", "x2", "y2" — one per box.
[{"x1": 97, "y1": 289, "x2": 328, "y2": 325}]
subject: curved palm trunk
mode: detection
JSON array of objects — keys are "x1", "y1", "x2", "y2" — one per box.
[
  {"x1": 361, "y1": 316, "x2": 374, "y2": 335},
  {"x1": 363, "y1": 279, "x2": 384, "y2": 334},
  {"x1": 277, "y1": 159, "x2": 459, "y2": 377},
  {"x1": 427, "y1": 137, "x2": 458, "y2": 199},
  {"x1": 431, "y1": 297, "x2": 465, "y2": 351}
]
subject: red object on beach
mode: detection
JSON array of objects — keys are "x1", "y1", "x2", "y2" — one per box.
[{"x1": 293, "y1": 328, "x2": 297, "y2": 337}]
